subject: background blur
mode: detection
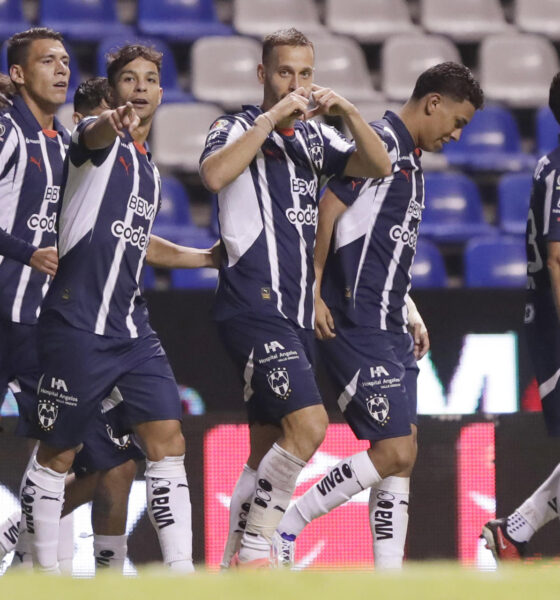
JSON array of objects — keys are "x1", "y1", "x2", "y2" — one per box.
[{"x1": 1, "y1": 0, "x2": 560, "y2": 573}]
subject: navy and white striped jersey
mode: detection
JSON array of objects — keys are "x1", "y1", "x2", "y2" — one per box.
[
  {"x1": 526, "y1": 145, "x2": 560, "y2": 294},
  {"x1": 0, "y1": 95, "x2": 69, "y2": 325},
  {"x1": 200, "y1": 105, "x2": 354, "y2": 330},
  {"x1": 41, "y1": 116, "x2": 161, "y2": 338},
  {"x1": 323, "y1": 111, "x2": 424, "y2": 333}
]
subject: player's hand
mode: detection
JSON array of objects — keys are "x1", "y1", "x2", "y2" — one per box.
[
  {"x1": 268, "y1": 87, "x2": 313, "y2": 124},
  {"x1": 107, "y1": 102, "x2": 140, "y2": 138},
  {"x1": 410, "y1": 321, "x2": 430, "y2": 360},
  {"x1": 315, "y1": 296, "x2": 336, "y2": 340},
  {"x1": 307, "y1": 84, "x2": 354, "y2": 118},
  {"x1": 29, "y1": 246, "x2": 58, "y2": 277},
  {"x1": 209, "y1": 240, "x2": 221, "y2": 269}
]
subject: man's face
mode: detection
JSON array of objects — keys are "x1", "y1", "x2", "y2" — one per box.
[
  {"x1": 11, "y1": 38, "x2": 70, "y2": 109},
  {"x1": 258, "y1": 44, "x2": 314, "y2": 108},
  {"x1": 112, "y1": 57, "x2": 162, "y2": 123},
  {"x1": 418, "y1": 95, "x2": 476, "y2": 152}
]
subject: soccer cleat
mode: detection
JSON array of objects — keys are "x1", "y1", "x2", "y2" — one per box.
[
  {"x1": 481, "y1": 518, "x2": 527, "y2": 561},
  {"x1": 272, "y1": 532, "x2": 295, "y2": 569}
]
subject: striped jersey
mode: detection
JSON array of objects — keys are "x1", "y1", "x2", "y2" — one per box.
[
  {"x1": 200, "y1": 104, "x2": 354, "y2": 330},
  {"x1": 41, "y1": 116, "x2": 161, "y2": 338},
  {"x1": 526, "y1": 145, "x2": 560, "y2": 294},
  {"x1": 323, "y1": 111, "x2": 424, "y2": 333},
  {"x1": 0, "y1": 95, "x2": 69, "y2": 324}
]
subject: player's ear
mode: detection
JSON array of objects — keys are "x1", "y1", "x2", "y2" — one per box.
[
  {"x1": 72, "y1": 111, "x2": 82, "y2": 125},
  {"x1": 257, "y1": 63, "x2": 266, "y2": 85},
  {"x1": 157, "y1": 86, "x2": 163, "y2": 106},
  {"x1": 9, "y1": 64, "x2": 24, "y2": 86},
  {"x1": 425, "y1": 93, "x2": 441, "y2": 116}
]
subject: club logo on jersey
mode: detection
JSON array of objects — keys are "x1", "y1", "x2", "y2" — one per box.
[
  {"x1": 286, "y1": 204, "x2": 318, "y2": 227},
  {"x1": 38, "y1": 400, "x2": 58, "y2": 431},
  {"x1": 291, "y1": 177, "x2": 317, "y2": 198},
  {"x1": 389, "y1": 224, "x2": 418, "y2": 249},
  {"x1": 267, "y1": 367, "x2": 291, "y2": 399},
  {"x1": 111, "y1": 221, "x2": 150, "y2": 250},
  {"x1": 310, "y1": 145, "x2": 324, "y2": 170},
  {"x1": 211, "y1": 119, "x2": 229, "y2": 131},
  {"x1": 366, "y1": 394, "x2": 390, "y2": 425},
  {"x1": 105, "y1": 424, "x2": 132, "y2": 450},
  {"x1": 27, "y1": 213, "x2": 56, "y2": 233}
]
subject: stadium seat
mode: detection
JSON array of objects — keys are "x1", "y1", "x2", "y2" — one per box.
[
  {"x1": 498, "y1": 172, "x2": 533, "y2": 235},
  {"x1": 325, "y1": 0, "x2": 418, "y2": 43},
  {"x1": 158, "y1": 176, "x2": 192, "y2": 228},
  {"x1": 515, "y1": 0, "x2": 560, "y2": 41},
  {"x1": 190, "y1": 36, "x2": 262, "y2": 110},
  {"x1": 96, "y1": 36, "x2": 192, "y2": 104},
  {"x1": 411, "y1": 239, "x2": 447, "y2": 288},
  {"x1": 137, "y1": 0, "x2": 233, "y2": 42},
  {"x1": 142, "y1": 265, "x2": 156, "y2": 289},
  {"x1": 443, "y1": 105, "x2": 534, "y2": 172},
  {"x1": 151, "y1": 102, "x2": 223, "y2": 173},
  {"x1": 56, "y1": 103, "x2": 75, "y2": 132},
  {"x1": 171, "y1": 267, "x2": 218, "y2": 290},
  {"x1": 422, "y1": 172, "x2": 496, "y2": 242},
  {"x1": 421, "y1": 0, "x2": 511, "y2": 43},
  {"x1": 480, "y1": 33, "x2": 559, "y2": 108},
  {"x1": 341, "y1": 101, "x2": 401, "y2": 138},
  {"x1": 40, "y1": 0, "x2": 133, "y2": 41},
  {"x1": 536, "y1": 106, "x2": 560, "y2": 157},
  {"x1": 381, "y1": 34, "x2": 460, "y2": 101},
  {"x1": 234, "y1": 0, "x2": 325, "y2": 38},
  {"x1": 464, "y1": 236, "x2": 527, "y2": 288},
  {"x1": 312, "y1": 36, "x2": 382, "y2": 103},
  {"x1": 0, "y1": 0, "x2": 30, "y2": 40}
]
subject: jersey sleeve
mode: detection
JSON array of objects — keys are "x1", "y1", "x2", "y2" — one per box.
[
  {"x1": 0, "y1": 227, "x2": 36, "y2": 264},
  {"x1": 318, "y1": 123, "x2": 354, "y2": 178},
  {"x1": 69, "y1": 116, "x2": 116, "y2": 167},
  {"x1": 544, "y1": 167, "x2": 560, "y2": 241},
  {"x1": 326, "y1": 123, "x2": 397, "y2": 207},
  {"x1": 0, "y1": 117, "x2": 18, "y2": 180},
  {"x1": 199, "y1": 115, "x2": 246, "y2": 167}
]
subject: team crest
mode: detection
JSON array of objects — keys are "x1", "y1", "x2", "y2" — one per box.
[
  {"x1": 105, "y1": 425, "x2": 132, "y2": 450},
  {"x1": 310, "y1": 145, "x2": 324, "y2": 170},
  {"x1": 267, "y1": 367, "x2": 291, "y2": 399},
  {"x1": 366, "y1": 394, "x2": 390, "y2": 425},
  {"x1": 38, "y1": 400, "x2": 58, "y2": 431}
]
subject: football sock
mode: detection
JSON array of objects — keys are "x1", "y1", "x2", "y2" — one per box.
[
  {"x1": 94, "y1": 534, "x2": 127, "y2": 571},
  {"x1": 279, "y1": 451, "x2": 381, "y2": 538},
  {"x1": 145, "y1": 455, "x2": 194, "y2": 573},
  {"x1": 22, "y1": 456, "x2": 66, "y2": 573},
  {"x1": 239, "y1": 443, "x2": 305, "y2": 563},
  {"x1": 221, "y1": 463, "x2": 256, "y2": 568},
  {"x1": 0, "y1": 510, "x2": 21, "y2": 558},
  {"x1": 57, "y1": 514, "x2": 74, "y2": 574},
  {"x1": 511, "y1": 462, "x2": 560, "y2": 542},
  {"x1": 370, "y1": 476, "x2": 410, "y2": 569}
]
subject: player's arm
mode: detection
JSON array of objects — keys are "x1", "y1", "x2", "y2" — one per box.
[
  {"x1": 81, "y1": 102, "x2": 140, "y2": 150},
  {"x1": 547, "y1": 241, "x2": 560, "y2": 322},
  {"x1": 405, "y1": 294, "x2": 430, "y2": 359},
  {"x1": 314, "y1": 188, "x2": 348, "y2": 340},
  {"x1": 146, "y1": 234, "x2": 220, "y2": 270},
  {"x1": 309, "y1": 84, "x2": 391, "y2": 179},
  {"x1": 0, "y1": 229, "x2": 58, "y2": 276},
  {"x1": 200, "y1": 88, "x2": 311, "y2": 193}
]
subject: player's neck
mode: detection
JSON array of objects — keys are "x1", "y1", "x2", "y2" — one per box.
[
  {"x1": 130, "y1": 120, "x2": 151, "y2": 145},
  {"x1": 18, "y1": 90, "x2": 57, "y2": 130},
  {"x1": 397, "y1": 102, "x2": 420, "y2": 147}
]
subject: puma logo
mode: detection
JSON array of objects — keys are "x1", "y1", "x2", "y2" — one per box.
[
  {"x1": 400, "y1": 168, "x2": 411, "y2": 182},
  {"x1": 119, "y1": 156, "x2": 131, "y2": 175},
  {"x1": 30, "y1": 156, "x2": 42, "y2": 172}
]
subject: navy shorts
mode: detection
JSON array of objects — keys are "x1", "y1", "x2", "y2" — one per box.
[
  {"x1": 218, "y1": 313, "x2": 323, "y2": 425},
  {"x1": 34, "y1": 312, "x2": 182, "y2": 448},
  {"x1": 319, "y1": 311, "x2": 418, "y2": 442},
  {"x1": 525, "y1": 293, "x2": 560, "y2": 436}
]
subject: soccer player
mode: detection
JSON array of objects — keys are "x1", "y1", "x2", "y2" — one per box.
[
  {"x1": 200, "y1": 28, "x2": 392, "y2": 567},
  {"x1": 482, "y1": 72, "x2": 560, "y2": 561},
  {"x1": 275, "y1": 62, "x2": 484, "y2": 568},
  {"x1": 19, "y1": 44, "x2": 214, "y2": 574}
]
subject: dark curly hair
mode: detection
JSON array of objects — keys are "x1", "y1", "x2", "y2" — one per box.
[{"x1": 106, "y1": 44, "x2": 162, "y2": 87}]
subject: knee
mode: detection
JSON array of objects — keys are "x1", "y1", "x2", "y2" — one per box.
[
  {"x1": 135, "y1": 421, "x2": 185, "y2": 461},
  {"x1": 283, "y1": 406, "x2": 328, "y2": 460},
  {"x1": 370, "y1": 437, "x2": 415, "y2": 476}
]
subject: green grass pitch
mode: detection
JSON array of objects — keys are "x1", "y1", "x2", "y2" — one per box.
[{"x1": 2, "y1": 563, "x2": 560, "y2": 600}]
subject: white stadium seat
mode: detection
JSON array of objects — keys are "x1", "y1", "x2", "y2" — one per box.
[
  {"x1": 56, "y1": 103, "x2": 75, "y2": 132},
  {"x1": 515, "y1": 0, "x2": 560, "y2": 41}
]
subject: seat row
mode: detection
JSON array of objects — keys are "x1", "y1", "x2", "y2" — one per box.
[{"x1": 2, "y1": 0, "x2": 560, "y2": 44}]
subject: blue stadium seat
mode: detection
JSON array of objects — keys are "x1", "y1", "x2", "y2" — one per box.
[
  {"x1": 0, "y1": 0, "x2": 30, "y2": 40},
  {"x1": 158, "y1": 176, "x2": 192, "y2": 228},
  {"x1": 210, "y1": 195, "x2": 219, "y2": 237},
  {"x1": 464, "y1": 236, "x2": 527, "y2": 287},
  {"x1": 171, "y1": 267, "x2": 218, "y2": 289},
  {"x1": 96, "y1": 36, "x2": 193, "y2": 103},
  {"x1": 137, "y1": 0, "x2": 233, "y2": 42},
  {"x1": 411, "y1": 239, "x2": 447, "y2": 288},
  {"x1": 40, "y1": 0, "x2": 133, "y2": 41},
  {"x1": 536, "y1": 106, "x2": 560, "y2": 157},
  {"x1": 443, "y1": 105, "x2": 534, "y2": 171},
  {"x1": 422, "y1": 172, "x2": 496, "y2": 242},
  {"x1": 142, "y1": 264, "x2": 156, "y2": 289},
  {"x1": 498, "y1": 172, "x2": 532, "y2": 235}
]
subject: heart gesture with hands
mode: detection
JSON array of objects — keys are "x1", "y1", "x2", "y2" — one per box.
[{"x1": 307, "y1": 84, "x2": 354, "y2": 118}]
